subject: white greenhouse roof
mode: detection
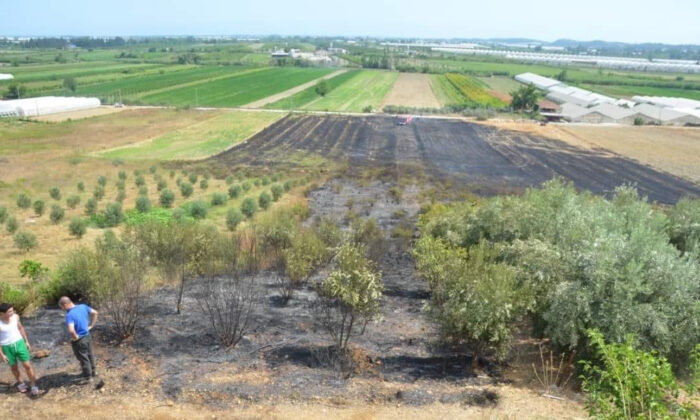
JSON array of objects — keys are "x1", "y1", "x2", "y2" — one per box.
[
  {"x1": 0, "y1": 96, "x2": 101, "y2": 118},
  {"x1": 0, "y1": 73, "x2": 14, "y2": 80},
  {"x1": 514, "y1": 73, "x2": 562, "y2": 90}
]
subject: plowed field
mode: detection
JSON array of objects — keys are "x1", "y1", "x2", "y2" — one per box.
[{"x1": 212, "y1": 115, "x2": 699, "y2": 204}]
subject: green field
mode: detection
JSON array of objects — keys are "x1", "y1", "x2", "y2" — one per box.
[
  {"x1": 300, "y1": 70, "x2": 398, "y2": 112},
  {"x1": 264, "y1": 70, "x2": 360, "y2": 109},
  {"x1": 580, "y1": 83, "x2": 700, "y2": 101},
  {"x1": 477, "y1": 76, "x2": 521, "y2": 96},
  {"x1": 97, "y1": 110, "x2": 284, "y2": 160},
  {"x1": 140, "y1": 67, "x2": 334, "y2": 107}
]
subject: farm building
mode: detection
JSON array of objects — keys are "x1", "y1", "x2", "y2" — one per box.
[
  {"x1": 0, "y1": 96, "x2": 101, "y2": 118},
  {"x1": 631, "y1": 96, "x2": 700, "y2": 110},
  {"x1": 0, "y1": 73, "x2": 14, "y2": 80},
  {"x1": 514, "y1": 73, "x2": 562, "y2": 91},
  {"x1": 632, "y1": 104, "x2": 700, "y2": 126}
]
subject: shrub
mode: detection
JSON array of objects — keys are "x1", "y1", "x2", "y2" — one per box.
[
  {"x1": 6, "y1": 216, "x2": 19, "y2": 234},
  {"x1": 116, "y1": 190, "x2": 126, "y2": 203},
  {"x1": 258, "y1": 191, "x2": 271, "y2": 210},
  {"x1": 19, "y1": 260, "x2": 48, "y2": 282},
  {"x1": 388, "y1": 186, "x2": 402, "y2": 203},
  {"x1": 241, "y1": 198, "x2": 257, "y2": 218},
  {"x1": 41, "y1": 247, "x2": 102, "y2": 304},
  {"x1": 69, "y1": 217, "x2": 87, "y2": 239},
  {"x1": 228, "y1": 185, "x2": 241, "y2": 199},
  {"x1": 32, "y1": 200, "x2": 45, "y2": 217},
  {"x1": 242, "y1": 181, "x2": 251, "y2": 192},
  {"x1": 199, "y1": 179, "x2": 208, "y2": 190},
  {"x1": 633, "y1": 116, "x2": 645, "y2": 126},
  {"x1": 226, "y1": 208, "x2": 243, "y2": 231},
  {"x1": 97, "y1": 176, "x2": 107, "y2": 187},
  {"x1": 149, "y1": 165, "x2": 157, "y2": 174},
  {"x1": 188, "y1": 200, "x2": 208, "y2": 219},
  {"x1": 93, "y1": 185, "x2": 105, "y2": 201},
  {"x1": 49, "y1": 186, "x2": 61, "y2": 201},
  {"x1": 159, "y1": 189, "x2": 175, "y2": 208},
  {"x1": 316, "y1": 242, "x2": 382, "y2": 352},
  {"x1": 156, "y1": 179, "x2": 168, "y2": 191},
  {"x1": 134, "y1": 175, "x2": 145, "y2": 187},
  {"x1": 14, "y1": 231, "x2": 37, "y2": 252},
  {"x1": 283, "y1": 181, "x2": 292, "y2": 192},
  {"x1": 66, "y1": 195, "x2": 81, "y2": 209},
  {"x1": 169, "y1": 170, "x2": 175, "y2": 178},
  {"x1": 0, "y1": 283, "x2": 37, "y2": 316},
  {"x1": 226, "y1": 175, "x2": 235, "y2": 185},
  {"x1": 84, "y1": 197, "x2": 98, "y2": 216},
  {"x1": 0, "y1": 206, "x2": 6, "y2": 224},
  {"x1": 179, "y1": 182, "x2": 193, "y2": 198},
  {"x1": 210, "y1": 192, "x2": 227, "y2": 206},
  {"x1": 115, "y1": 179, "x2": 125, "y2": 190},
  {"x1": 49, "y1": 205, "x2": 65, "y2": 224},
  {"x1": 254, "y1": 178, "x2": 261, "y2": 187},
  {"x1": 99, "y1": 202, "x2": 123, "y2": 228},
  {"x1": 135, "y1": 195, "x2": 151, "y2": 213},
  {"x1": 138, "y1": 185, "x2": 148, "y2": 195},
  {"x1": 262, "y1": 176, "x2": 271, "y2": 186},
  {"x1": 188, "y1": 173, "x2": 198, "y2": 184},
  {"x1": 118, "y1": 171, "x2": 127, "y2": 181},
  {"x1": 283, "y1": 229, "x2": 328, "y2": 294},
  {"x1": 77, "y1": 181, "x2": 85, "y2": 192},
  {"x1": 580, "y1": 330, "x2": 691, "y2": 419},
  {"x1": 271, "y1": 185, "x2": 284, "y2": 202},
  {"x1": 16, "y1": 194, "x2": 31, "y2": 209}
]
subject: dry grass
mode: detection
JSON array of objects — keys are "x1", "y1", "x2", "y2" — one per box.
[
  {"x1": 476, "y1": 120, "x2": 700, "y2": 184},
  {"x1": 381, "y1": 73, "x2": 441, "y2": 109},
  {"x1": 31, "y1": 106, "x2": 128, "y2": 122}
]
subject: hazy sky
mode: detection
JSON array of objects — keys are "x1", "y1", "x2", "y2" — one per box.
[{"x1": 2, "y1": 0, "x2": 699, "y2": 44}]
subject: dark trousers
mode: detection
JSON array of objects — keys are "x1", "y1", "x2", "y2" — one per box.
[{"x1": 71, "y1": 335, "x2": 96, "y2": 378}]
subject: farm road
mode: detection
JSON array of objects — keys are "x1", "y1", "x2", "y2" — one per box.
[
  {"x1": 212, "y1": 115, "x2": 700, "y2": 204},
  {"x1": 242, "y1": 69, "x2": 348, "y2": 108}
]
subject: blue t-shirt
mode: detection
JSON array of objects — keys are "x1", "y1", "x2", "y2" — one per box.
[{"x1": 66, "y1": 304, "x2": 92, "y2": 338}]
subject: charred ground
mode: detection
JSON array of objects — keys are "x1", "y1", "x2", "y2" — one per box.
[{"x1": 211, "y1": 114, "x2": 699, "y2": 204}]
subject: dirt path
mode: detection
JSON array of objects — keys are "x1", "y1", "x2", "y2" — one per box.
[
  {"x1": 31, "y1": 106, "x2": 127, "y2": 122},
  {"x1": 381, "y1": 73, "x2": 441, "y2": 109},
  {"x1": 242, "y1": 69, "x2": 347, "y2": 108}
]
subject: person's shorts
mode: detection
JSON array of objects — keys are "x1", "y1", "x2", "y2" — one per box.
[{"x1": 1, "y1": 338, "x2": 30, "y2": 366}]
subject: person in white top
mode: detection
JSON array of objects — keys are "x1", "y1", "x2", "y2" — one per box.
[{"x1": 0, "y1": 302, "x2": 39, "y2": 396}]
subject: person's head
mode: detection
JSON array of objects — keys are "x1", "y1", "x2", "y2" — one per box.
[
  {"x1": 58, "y1": 296, "x2": 74, "y2": 311},
  {"x1": 0, "y1": 303, "x2": 14, "y2": 321}
]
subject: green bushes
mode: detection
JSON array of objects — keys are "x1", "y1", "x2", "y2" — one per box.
[
  {"x1": 49, "y1": 186, "x2": 61, "y2": 201},
  {"x1": 271, "y1": 185, "x2": 284, "y2": 202},
  {"x1": 84, "y1": 197, "x2": 98, "y2": 216},
  {"x1": 226, "y1": 208, "x2": 243, "y2": 231},
  {"x1": 97, "y1": 176, "x2": 107, "y2": 187},
  {"x1": 135, "y1": 195, "x2": 151, "y2": 213},
  {"x1": 49, "y1": 205, "x2": 65, "y2": 224},
  {"x1": 199, "y1": 179, "x2": 208, "y2": 190},
  {"x1": 93, "y1": 185, "x2": 105, "y2": 200},
  {"x1": 241, "y1": 198, "x2": 257, "y2": 218},
  {"x1": 228, "y1": 185, "x2": 241, "y2": 199},
  {"x1": 414, "y1": 180, "x2": 700, "y2": 373},
  {"x1": 580, "y1": 330, "x2": 694, "y2": 419},
  {"x1": 0, "y1": 206, "x2": 6, "y2": 224},
  {"x1": 159, "y1": 189, "x2": 175, "y2": 208},
  {"x1": 41, "y1": 247, "x2": 103, "y2": 304},
  {"x1": 69, "y1": 217, "x2": 87, "y2": 239},
  {"x1": 210, "y1": 192, "x2": 227, "y2": 206},
  {"x1": 5, "y1": 216, "x2": 19, "y2": 234},
  {"x1": 179, "y1": 182, "x2": 193, "y2": 198},
  {"x1": 66, "y1": 195, "x2": 81, "y2": 209},
  {"x1": 187, "y1": 200, "x2": 208, "y2": 219},
  {"x1": 14, "y1": 231, "x2": 37, "y2": 252},
  {"x1": 16, "y1": 193, "x2": 31, "y2": 209},
  {"x1": 258, "y1": 191, "x2": 271, "y2": 210},
  {"x1": 32, "y1": 200, "x2": 45, "y2": 217}
]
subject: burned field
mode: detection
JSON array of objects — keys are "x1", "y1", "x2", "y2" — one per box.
[{"x1": 212, "y1": 114, "x2": 699, "y2": 204}]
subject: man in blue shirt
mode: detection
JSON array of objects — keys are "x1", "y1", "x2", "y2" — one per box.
[{"x1": 59, "y1": 296, "x2": 100, "y2": 382}]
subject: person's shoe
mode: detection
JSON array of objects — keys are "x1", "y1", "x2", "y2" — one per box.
[
  {"x1": 16, "y1": 382, "x2": 28, "y2": 393},
  {"x1": 94, "y1": 379, "x2": 105, "y2": 390},
  {"x1": 30, "y1": 386, "x2": 39, "y2": 396}
]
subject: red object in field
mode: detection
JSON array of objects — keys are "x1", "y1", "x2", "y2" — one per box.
[{"x1": 397, "y1": 116, "x2": 413, "y2": 126}]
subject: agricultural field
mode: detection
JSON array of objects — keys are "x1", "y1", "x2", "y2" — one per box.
[
  {"x1": 380, "y1": 72, "x2": 441, "y2": 109},
  {"x1": 212, "y1": 114, "x2": 699, "y2": 203},
  {"x1": 0, "y1": 109, "x2": 305, "y2": 285},
  {"x1": 299, "y1": 70, "x2": 398, "y2": 112},
  {"x1": 263, "y1": 70, "x2": 360, "y2": 109},
  {"x1": 139, "y1": 67, "x2": 334, "y2": 107},
  {"x1": 97, "y1": 110, "x2": 284, "y2": 160},
  {"x1": 431, "y1": 73, "x2": 506, "y2": 107},
  {"x1": 476, "y1": 75, "x2": 522, "y2": 101}
]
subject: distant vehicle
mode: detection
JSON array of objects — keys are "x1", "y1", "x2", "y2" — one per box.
[
  {"x1": 396, "y1": 116, "x2": 413, "y2": 126},
  {"x1": 114, "y1": 102, "x2": 124, "y2": 108}
]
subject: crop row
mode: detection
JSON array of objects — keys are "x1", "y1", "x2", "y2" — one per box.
[{"x1": 444, "y1": 73, "x2": 506, "y2": 107}]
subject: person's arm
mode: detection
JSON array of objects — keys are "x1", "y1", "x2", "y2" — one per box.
[
  {"x1": 88, "y1": 308, "x2": 98, "y2": 331},
  {"x1": 17, "y1": 316, "x2": 31, "y2": 350},
  {"x1": 67, "y1": 322, "x2": 79, "y2": 341},
  {"x1": 0, "y1": 350, "x2": 7, "y2": 364}
]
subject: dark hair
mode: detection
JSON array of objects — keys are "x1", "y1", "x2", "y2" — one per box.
[{"x1": 0, "y1": 303, "x2": 12, "y2": 313}]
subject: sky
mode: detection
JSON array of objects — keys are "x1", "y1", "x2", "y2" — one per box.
[{"x1": 1, "y1": 0, "x2": 699, "y2": 45}]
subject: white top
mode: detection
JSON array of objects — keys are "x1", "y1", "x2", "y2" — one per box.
[{"x1": 0, "y1": 314, "x2": 23, "y2": 346}]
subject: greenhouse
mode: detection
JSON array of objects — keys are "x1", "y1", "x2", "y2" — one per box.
[{"x1": 0, "y1": 96, "x2": 101, "y2": 118}]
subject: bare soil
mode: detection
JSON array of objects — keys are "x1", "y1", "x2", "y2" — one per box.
[
  {"x1": 212, "y1": 114, "x2": 699, "y2": 204},
  {"x1": 381, "y1": 73, "x2": 441, "y2": 109},
  {"x1": 31, "y1": 106, "x2": 128, "y2": 122}
]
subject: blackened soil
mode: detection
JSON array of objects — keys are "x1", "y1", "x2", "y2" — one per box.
[{"x1": 211, "y1": 115, "x2": 699, "y2": 204}]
